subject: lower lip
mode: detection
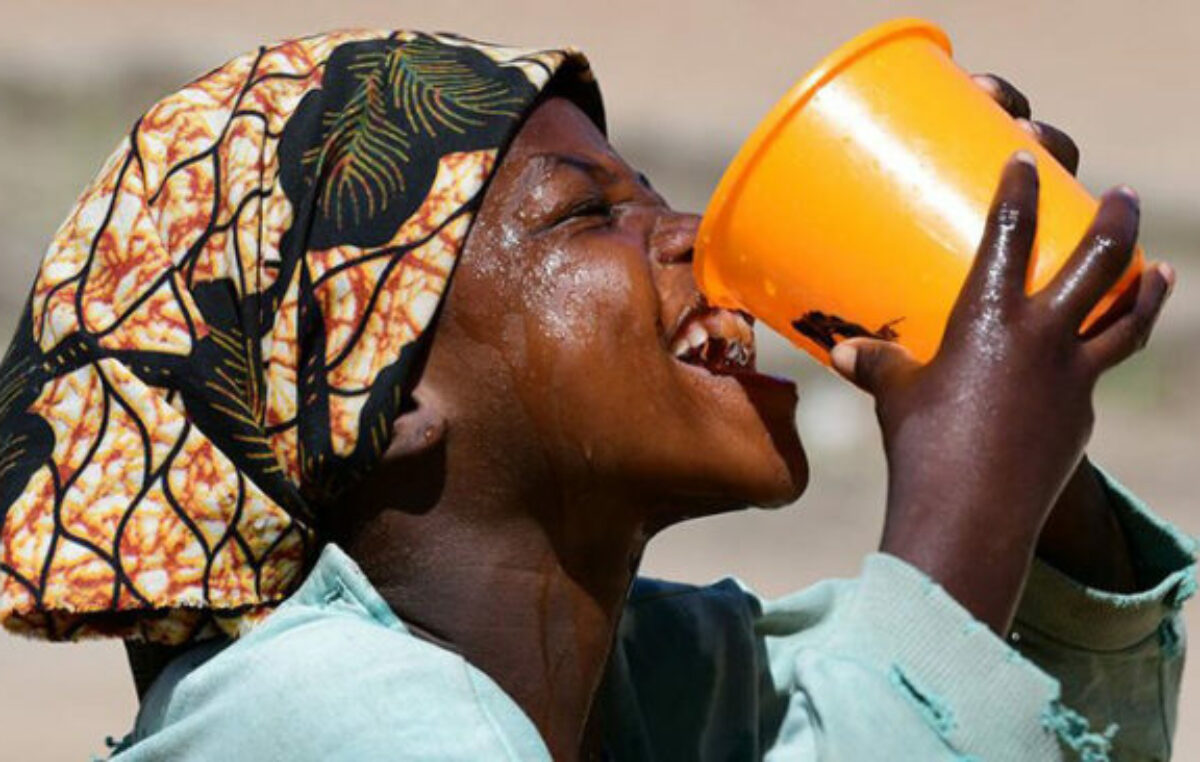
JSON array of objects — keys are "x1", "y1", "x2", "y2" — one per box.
[
  {"x1": 728, "y1": 367, "x2": 798, "y2": 395},
  {"x1": 674, "y1": 357, "x2": 798, "y2": 396}
]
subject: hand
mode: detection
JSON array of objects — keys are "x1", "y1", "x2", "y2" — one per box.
[
  {"x1": 975, "y1": 73, "x2": 1146, "y2": 593},
  {"x1": 831, "y1": 153, "x2": 1173, "y2": 633}
]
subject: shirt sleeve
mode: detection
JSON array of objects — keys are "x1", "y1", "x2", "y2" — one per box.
[
  {"x1": 1009, "y1": 467, "x2": 1196, "y2": 761},
  {"x1": 756, "y1": 555, "x2": 1071, "y2": 761},
  {"x1": 751, "y1": 470, "x2": 1195, "y2": 762}
]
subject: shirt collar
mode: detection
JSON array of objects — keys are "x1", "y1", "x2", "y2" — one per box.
[{"x1": 285, "y1": 542, "x2": 409, "y2": 633}]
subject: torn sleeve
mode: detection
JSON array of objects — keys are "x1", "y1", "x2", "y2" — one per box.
[
  {"x1": 1012, "y1": 466, "x2": 1196, "y2": 761},
  {"x1": 758, "y1": 553, "x2": 1072, "y2": 761},
  {"x1": 753, "y1": 469, "x2": 1194, "y2": 762}
]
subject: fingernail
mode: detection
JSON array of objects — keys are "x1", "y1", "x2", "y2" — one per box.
[
  {"x1": 1115, "y1": 185, "x2": 1140, "y2": 204},
  {"x1": 974, "y1": 74, "x2": 999, "y2": 94},
  {"x1": 1013, "y1": 150, "x2": 1037, "y2": 167},
  {"x1": 830, "y1": 343, "x2": 857, "y2": 377},
  {"x1": 1017, "y1": 119, "x2": 1041, "y2": 136}
]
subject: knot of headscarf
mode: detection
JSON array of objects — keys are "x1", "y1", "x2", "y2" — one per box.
[{"x1": 0, "y1": 30, "x2": 600, "y2": 643}]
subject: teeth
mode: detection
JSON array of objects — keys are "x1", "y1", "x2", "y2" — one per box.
[
  {"x1": 726, "y1": 340, "x2": 750, "y2": 366},
  {"x1": 671, "y1": 322, "x2": 709, "y2": 357},
  {"x1": 670, "y1": 309, "x2": 756, "y2": 370}
]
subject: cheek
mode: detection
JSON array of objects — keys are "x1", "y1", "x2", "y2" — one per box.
[
  {"x1": 515, "y1": 255, "x2": 671, "y2": 449},
  {"x1": 524, "y1": 239, "x2": 659, "y2": 353}
]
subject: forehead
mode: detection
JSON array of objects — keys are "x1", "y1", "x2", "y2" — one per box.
[{"x1": 503, "y1": 97, "x2": 616, "y2": 170}]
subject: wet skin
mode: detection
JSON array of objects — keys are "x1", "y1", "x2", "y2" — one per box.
[
  {"x1": 128, "y1": 78, "x2": 1172, "y2": 759},
  {"x1": 328, "y1": 84, "x2": 1171, "y2": 760},
  {"x1": 329, "y1": 96, "x2": 810, "y2": 761}
]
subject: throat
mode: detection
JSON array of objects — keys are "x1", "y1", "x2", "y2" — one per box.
[{"x1": 340, "y1": 504, "x2": 645, "y2": 762}]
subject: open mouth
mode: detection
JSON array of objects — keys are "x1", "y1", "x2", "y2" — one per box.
[{"x1": 668, "y1": 305, "x2": 757, "y2": 375}]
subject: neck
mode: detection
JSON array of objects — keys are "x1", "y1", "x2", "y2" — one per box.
[{"x1": 336, "y1": 479, "x2": 647, "y2": 761}]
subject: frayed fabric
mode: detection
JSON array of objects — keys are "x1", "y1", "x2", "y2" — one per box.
[{"x1": 1041, "y1": 701, "x2": 1118, "y2": 762}]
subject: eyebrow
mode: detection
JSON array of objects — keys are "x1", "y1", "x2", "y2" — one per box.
[{"x1": 527, "y1": 152, "x2": 653, "y2": 190}]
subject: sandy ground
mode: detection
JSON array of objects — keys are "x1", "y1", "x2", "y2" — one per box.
[{"x1": 0, "y1": 1, "x2": 1196, "y2": 759}]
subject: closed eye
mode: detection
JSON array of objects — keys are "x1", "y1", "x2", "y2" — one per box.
[{"x1": 560, "y1": 196, "x2": 613, "y2": 223}]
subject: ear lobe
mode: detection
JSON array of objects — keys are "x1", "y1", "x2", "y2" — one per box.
[
  {"x1": 325, "y1": 397, "x2": 449, "y2": 540},
  {"x1": 384, "y1": 398, "x2": 449, "y2": 462}
]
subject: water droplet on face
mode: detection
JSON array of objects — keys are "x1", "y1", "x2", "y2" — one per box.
[{"x1": 501, "y1": 223, "x2": 521, "y2": 250}]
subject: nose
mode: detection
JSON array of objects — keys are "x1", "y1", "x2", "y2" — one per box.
[
  {"x1": 650, "y1": 212, "x2": 700, "y2": 265},
  {"x1": 650, "y1": 213, "x2": 709, "y2": 338}
]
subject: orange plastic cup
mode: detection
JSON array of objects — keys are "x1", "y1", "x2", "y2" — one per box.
[{"x1": 694, "y1": 17, "x2": 1143, "y2": 366}]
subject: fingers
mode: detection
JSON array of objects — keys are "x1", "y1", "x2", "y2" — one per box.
[
  {"x1": 1043, "y1": 187, "x2": 1140, "y2": 328},
  {"x1": 974, "y1": 74, "x2": 1081, "y2": 176},
  {"x1": 1018, "y1": 120, "x2": 1080, "y2": 176},
  {"x1": 830, "y1": 338, "x2": 918, "y2": 395},
  {"x1": 973, "y1": 74, "x2": 1031, "y2": 119},
  {"x1": 958, "y1": 152, "x2": 1040, "y2": 312},
  {"x1": 1084, "y1": 262, "x2": 1173, "y2": 371}
]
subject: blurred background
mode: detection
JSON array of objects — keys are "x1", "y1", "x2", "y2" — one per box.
[{"x1": 0, "y1": 1, "x2": 1196, "y2": 758}]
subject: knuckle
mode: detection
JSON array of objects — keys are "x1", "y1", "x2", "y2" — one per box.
[
  {"x1": 1091, "y1": 233, "x2": 1119, "y2": 252},
  {"x1": 1021, "y1": 300, "x2": 1056, "y2": 332},
  {"x1": 1092, "y1": 234, "x2": 1135, "y2": 268},
  {"x1": 992, "y1": 201, "x2": 1025, "y2": 230}
]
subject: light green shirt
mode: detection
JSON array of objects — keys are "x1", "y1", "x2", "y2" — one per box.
[{"x1": 110, "y1": 469, "x2": 1195, "y2": 761}]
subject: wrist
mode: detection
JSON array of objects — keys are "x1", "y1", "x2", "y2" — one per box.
[
  {"x1": 1036, "y1": 459, "x2": 1137, "y2": 593},
  {"x1": 881, "y1": 494, "x2": 1042, "y2": 634}
]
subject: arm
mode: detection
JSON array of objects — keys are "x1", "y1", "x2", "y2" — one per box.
[
  {"x1": 748, "y1": 476, "x2": 1194, "y2": 762},
  {"x1": 1037, "y1": 458, "x2": 1138, "y2": 594},
  {"x1": 967, "y1": 80, "x2": 1194, "y2": 760},
  {"x1": 969, "y1": 74, "x2": 1142, "y2": 600},
  {"x1": 830, "y1": 72, "x2": 1174, "y2": 634},
  {"x1": 814, "y1": 74, "x2": 1185, "y2": 760}
]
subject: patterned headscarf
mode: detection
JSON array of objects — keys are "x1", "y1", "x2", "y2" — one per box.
[{"x1": 0, "y1": 31, "x2": 601, "y2": 644}]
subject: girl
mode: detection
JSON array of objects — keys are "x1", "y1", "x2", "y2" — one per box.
[{"x1": 0, "y1": 31, "x2": 1191, "y2": 761}]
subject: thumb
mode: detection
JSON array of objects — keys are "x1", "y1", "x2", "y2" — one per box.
[{"x1": 829, "y1": 338, "x2": 917, "y2": 395}]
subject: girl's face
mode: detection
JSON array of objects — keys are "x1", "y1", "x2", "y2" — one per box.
[{"x1": 427, "y1": 97, "x2": 807, "y2": 525}]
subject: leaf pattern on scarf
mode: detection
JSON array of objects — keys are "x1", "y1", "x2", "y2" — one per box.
[{"x1": 302, "y1": 59, "x2": 413, "y2": 229}]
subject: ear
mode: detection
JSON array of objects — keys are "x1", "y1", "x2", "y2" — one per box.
[
  {"x1": 382, "y1": 393, "x2": 449, "y2": 464},
  {"x1": 325, "y1": 394, "x2": 449, "y2": 541}
]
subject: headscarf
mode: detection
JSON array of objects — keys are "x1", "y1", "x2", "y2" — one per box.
[{"x1": 0, "y1": 30, "x2": 602, "y2": 644}]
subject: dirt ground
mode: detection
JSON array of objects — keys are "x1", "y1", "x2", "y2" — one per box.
[{"x1": 0, "y1": 2, "x2": 1196, "y2": 759}]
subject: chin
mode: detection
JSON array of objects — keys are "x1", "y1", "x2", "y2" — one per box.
[
  {"x1": 686, "y1": 438, "x2": 810, "y2": 519},
  {"x1": 733, "y1": 380, "x2": 809, "y2": 508},
  {"x1": 646, "y1": 445, "x2": 807, "y2": 534},
  {"x1": 744, "y1": 443, "x2": 810, "y2": 509},
  {"x1": 693, "y1": 391, "x2": 810, "y2": 513},
  {"x1": 660, "y1": 312, "x2": 810, "y2": 516}
]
